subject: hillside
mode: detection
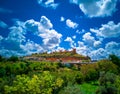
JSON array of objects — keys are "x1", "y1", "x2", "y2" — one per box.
[{"x1": 25, "y1": 49, "x2": 91, "y2": 62}]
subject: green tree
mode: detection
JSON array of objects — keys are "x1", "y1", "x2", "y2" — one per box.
[
  {"x1": 115, "y1": 76, "x2": 120, "y2": 94},
  {"x1": 97, "y1": 60, "x2": 118, "y2": 74},
  {"x1": 96, "y1": 72, "x2": 117, "y2": 94},
  {"x1": 0, "y1": 55, "x2": 4, "y2": 62},
  {"x1": 109, "y1": 54, "x2": 120, "y2": 67},
  {"x1": 0, "y1": 67, "x2": 6, "y2": 77},
  {"x1": 4, "y1": 71, "x2": 64, "y2": 94},
  {"x1": 8, "y1": 56, "x2": 19, "y2": 62},
  {"x1": 80, "y1": 64, "x2": 99, "y2": 81}
]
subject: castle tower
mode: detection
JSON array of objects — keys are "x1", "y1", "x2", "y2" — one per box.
[{"x1": 72, "y1": 48, "x2": 76, "y2": 54}]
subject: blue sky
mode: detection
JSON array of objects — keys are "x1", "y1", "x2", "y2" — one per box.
[{"x1": 0, "y1": 0, "x2": 120, "y2": 59}]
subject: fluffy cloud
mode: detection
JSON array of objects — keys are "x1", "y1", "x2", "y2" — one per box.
[
  {"x1": 60, "y1": 16, "x2": 65, "y2": 22},
  {"x1": 0, "y1": 26, "x2": 26, "y2": 57},
  {"x1": 40, "y1": 16, "x2": 53, "y2": 29},
  {"x1": 21, "y1": 40, "x2": 43, "y2": 55},
  {"x1": 54, "y1": 46, "x2": 65, "y2": 52},
  {"x1": 37, "y1": 0, "x2": 59, "y2": 9},
  {"x1": 82, "y1": 32, "x2": 95, "y2": 46},
  {"x1": 0, "y1": 20, "x2": 8, "y2": 28},
  {"x1": 75, "y1": 41, "x2": 90, "y2": 56},
  {"x1": 0, "y1": 16, "x2": 62, "y2": 57},
  {"x1": 66, "y1": 19, "x2": 78, "y2": 29},
  {"x1": 72, "y1": 35, "x2": 76, "y2": 39},
  {"x1": 64, "y1": 37, "x2": 73, "y2": 42},
  {"x1": 24, "y1": 16, "x2": 62, "y2": 50},
  {"x1": 24, "y1": 19, "x2": 40, "y2": 34},
  {"x1": 105, "y1": 41, "x2": 120, "y2": 56},
  {"x1": 64, "y1": 37, "x2": 76, "y2": 48},
  {"x1": 78, "y1": 41, "x2": 85, "y2": 47},
  {"x1": 41, "y1": 30, "x2": 62, "y2": 49},
  {"x1": 24, "y1": 16, "x2": 53, "y2": 34},
  {"x1": 89, "y1": 41, "x2": 120, "y2": 60},
  {"x1": 90, "y1": 21, "x2": 120, "y2": 38},
  {"x1": 76, "y1": 29, "x2": 85, "y2": 34},
  {"x1": 89, "y1": 48, "x2": 107, "y2": 60},
  {"x1": 94, "y1": 41, "x2": 102, "y2": 48},
  {"x1": 70, "y1": 0, "x2": 118, "y2": 17},
  {"x1": 79, "y1": 41, "x2": 120, "y2": 60},
  {"x1": 82, "y1": 32, "x2": 102, "y2": 48},
  {"x1": 65, "y1": 37, "x2": 120, "y2": 59}
]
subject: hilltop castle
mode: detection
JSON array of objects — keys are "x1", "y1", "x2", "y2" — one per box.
[{"x1": 25, "y1": 48, "x2": 91, "y2": 63}]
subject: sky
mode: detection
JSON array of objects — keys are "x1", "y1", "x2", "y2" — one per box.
[{"x1": 0, "y1": 0, "x2": 120, "y2": 60}]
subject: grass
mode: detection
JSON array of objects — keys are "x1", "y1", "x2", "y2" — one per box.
[{"x1": 77, "y1": 82, "x2": 99, "y2": 94}]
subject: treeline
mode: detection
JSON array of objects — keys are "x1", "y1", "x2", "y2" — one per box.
[
  {"x1": 0, "y1": 55, "x2": 19, "y2": 62},
  {"x1": 0, "y1": 55, "x2": 120, "y2": 94}
]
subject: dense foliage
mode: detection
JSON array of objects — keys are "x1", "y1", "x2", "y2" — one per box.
[{"x1": 0, "y1": 55, "x2": 120, "y2": 94}]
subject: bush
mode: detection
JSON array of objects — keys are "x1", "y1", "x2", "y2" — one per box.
[
  {"x1": 80, "y1": 64, "x2": 99, "y2": 81},
  {"x1": 115, "y1": 76, "x2": 120, "y2": 94},
  {"x1": 97, "y1": 60, "x2": 118, "y2": 74},
  {"x1": 4, "y1": 71, "x2": 64, "y2": 94},
  {"x1": 75, "y1": 72, "x2": 84, "y2": 84},
  {"x1": 96, "y1": 72, "x2": 117, "y2": 94},
  {"x1": 56, "y1": 68, "x2": 79, "y2": 86}
]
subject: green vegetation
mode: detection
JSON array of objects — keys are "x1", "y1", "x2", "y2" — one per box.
[
  {"x1": 59, "y1": 85, "x2": 82, "y2": 94},
  {"x1": 31, "y1": 49, "x2": 90, "y2": 60},
  {"x1": 0, "y1": 54, "x2": 120, "y2": 94},
  {"x1": 79, "y1": 82, "x2": 98, "y2": 94},
  {"x1": 96, "y1": 72, "x2": 117, "y2": 94}
]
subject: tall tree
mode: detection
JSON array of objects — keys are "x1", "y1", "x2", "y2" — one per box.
[{"x1": 109, "y1": 54, "x2": 120, "y2": 67}]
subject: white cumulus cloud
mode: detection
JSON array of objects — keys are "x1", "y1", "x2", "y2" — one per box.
[
  {"x1": 70, "y1": 0, "x2": 118, "y2": 17},
  {"x1": 90, "y1": 21, "x2": 120, "y2": 38},
  {"x1": 82, "y1": 32, "x2": 95, "y2": 46},
  {"x1": 76, "y1": 41, "x2": 90, "y2": 56},
  {"x1": 64, "y1": 37, "x2": 76, "y2": 48},
  {"x1": 72, "y1": 35, "x2": 76, "y2": 39},
  {"x1": 66, "y1": 19, "x2": 78, "y2": 29},
  {"x1": 64, "y1": 37, "x2": 73, "y2": 42},
  {"x1": 37, "y1": 0, "x2": 59, "y2": 9},
  {"x1": 94, "y1": 41, "x2": 102, "y2": 48},
  {"x1": 0, "y1": 16, "x2": 62, "y2": 57},
  {"x1": 0, "y1": 26, "x2": 26, "y2": 57},
  {"x1": 24, "y1": 16, "x2": 62, "y2": 50},
  {"x1": 60, "y1": 16, "x2": 65, "y2": 22},
  {"x1": 105, "y1": 41, "x2": 120, "y2": 56},
  {"x1": 89, "y1": 48, "x2": 107, "y2": 60},
  {"x1": 21, "y1": 40, "x2": 43, "y2": 55}
]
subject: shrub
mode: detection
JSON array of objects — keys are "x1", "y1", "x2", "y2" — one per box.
[
  {"x1": 115, "y1": 76, "x2": 120, "y2": 94},
  {"x1": 75, "y1": 72, "x2": 84, "y2": 84},
  {"x1": 80, "y1": 64, "x2": 99, "y2": 81},
  {"x1": 4, "y1": 71, "x2": 64, "y2": 94},
  {"x1": 97, "y1": 60, "x2": 118, "y2": 74},
  {"x1": 96, "y1": 72, "x2": 117, "y2": 94}
]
